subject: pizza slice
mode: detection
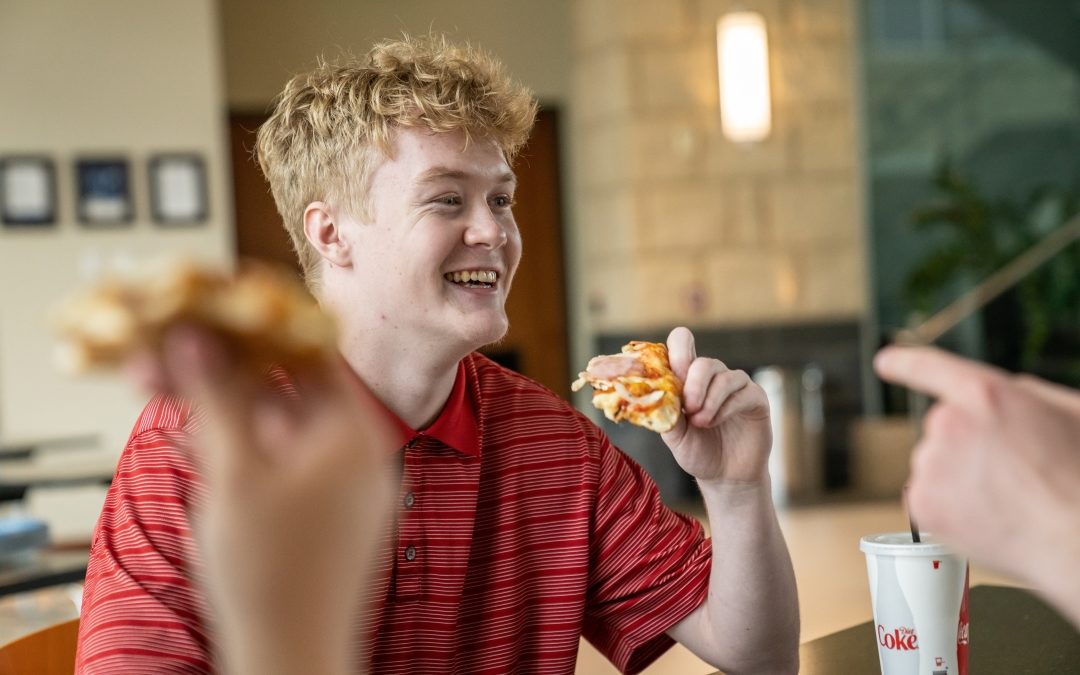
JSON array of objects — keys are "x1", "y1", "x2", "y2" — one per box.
[
  {"x1": 52, "y1": 259, "x2": 338, "y2": 374},
  {"x1": 571, "y1": 341, "x2": 683, "y2": 434}
]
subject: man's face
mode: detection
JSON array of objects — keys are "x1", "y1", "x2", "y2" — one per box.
[{"x1": 334, "y1": 127, "x2": 522, "y2": 356}]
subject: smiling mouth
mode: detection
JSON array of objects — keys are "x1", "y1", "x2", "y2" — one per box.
[{"x1": 444, "y1": 270, "x2": 499, "y2": 289}]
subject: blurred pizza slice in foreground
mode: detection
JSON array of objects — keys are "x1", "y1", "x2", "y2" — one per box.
[
  {"x1": 52, "y1": 259, "x2": 338, "y2": 375},
  {"x1": 571, "y1": 341, "x2": 683, "y2": 434}
]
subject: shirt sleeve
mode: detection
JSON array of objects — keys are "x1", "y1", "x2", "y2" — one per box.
[
  {"x1": 76, "y1": 427, "x2": 214, "y2": 674},
  {"x1": 582, "y1": 434, "x2": 712, "y2": 674}
]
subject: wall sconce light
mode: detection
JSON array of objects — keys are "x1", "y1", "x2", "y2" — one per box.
[{"x1": 717, "y1": 11, "x2": 772, "y2": 143}]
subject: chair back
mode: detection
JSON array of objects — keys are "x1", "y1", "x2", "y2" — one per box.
[{"x1": 0, "y1": 618, "x2": 79, "y2": 675}]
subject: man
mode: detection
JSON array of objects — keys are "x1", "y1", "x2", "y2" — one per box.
[
  {"x1": 875, "y1": 345, "x2": 1080, "y2": 630},
  {"x1": 76, "y1": 35, "x2": 799, "y2": 674}
]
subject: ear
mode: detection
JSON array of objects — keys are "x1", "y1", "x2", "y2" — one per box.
[{"x1": 303, "y1": 201, "x2": 352, "y2": 267}]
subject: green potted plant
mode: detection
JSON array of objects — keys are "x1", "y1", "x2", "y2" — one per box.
[{"x1": 904, "y1": 160, "x2": 1080, "y2": 385}]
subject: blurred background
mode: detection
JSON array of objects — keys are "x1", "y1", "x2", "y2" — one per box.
[{"x1": 1, "y1": 0, "x2": 1079, "y2": 671}]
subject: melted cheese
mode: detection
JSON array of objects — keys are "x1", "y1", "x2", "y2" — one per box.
[{"x1": 571, "y1": 341, "x2": 683, "y2": 433}]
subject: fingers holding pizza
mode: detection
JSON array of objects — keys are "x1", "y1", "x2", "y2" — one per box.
[
  {"x1": 573, "y1": 326, "x2": 772, "y2": 484},
  {"x1": 667, "y1": 327, "x2": 772, "y2": 483},
  {"x1": 52, "y1": 259, "x2": 400, "y2": 667},
  {"x1": 49, "y1": 257, "x2": 401, "y2": 468}
]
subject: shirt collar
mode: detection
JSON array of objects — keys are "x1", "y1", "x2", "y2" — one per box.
[{"x1": 392, "y1": 359, "x2": 481, "y2": 458}]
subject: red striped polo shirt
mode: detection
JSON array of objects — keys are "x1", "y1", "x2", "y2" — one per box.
[{"x1": 76, "y1": 353, "x2": 711, "y2": 674}]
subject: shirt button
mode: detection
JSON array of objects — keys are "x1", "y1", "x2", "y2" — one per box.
[
  {"x1": 404, "y1": 545, "x2": 417, "y2": 562},
  {"x1": 404, "y1": 492, "x2": 416, "y2": 509}
]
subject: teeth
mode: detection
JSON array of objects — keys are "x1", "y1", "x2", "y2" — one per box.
[{"x1": 445, "y1": 270, "x2": 497, "y2": 284}]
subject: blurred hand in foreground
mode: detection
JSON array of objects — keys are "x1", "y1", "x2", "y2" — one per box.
[
  {"x1": 140, "y1": 327, "x2": 398, "y2": 675},
  {"x1": 875, "y1": 345, "x2": 1080, "y2": 628}
]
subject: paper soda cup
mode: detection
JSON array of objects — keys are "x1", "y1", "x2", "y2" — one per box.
[{"x1": 860, "y1": 533, "x2": 970, "y2": 674}]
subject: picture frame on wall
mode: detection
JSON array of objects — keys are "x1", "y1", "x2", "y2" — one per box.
[
  {"x1": 0, "y1": 156, "x2": 57, "y2": 228},
  {"x1": 76, "y1": 158, "x2": 133, "y2": 227},
  {"x1": 149, "y1": 153, "x2": 208, "y2": 226}
]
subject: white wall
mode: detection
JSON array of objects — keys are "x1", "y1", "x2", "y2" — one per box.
[{"x1": 0, "y1": 0, "x2": 234, "y2": 454}]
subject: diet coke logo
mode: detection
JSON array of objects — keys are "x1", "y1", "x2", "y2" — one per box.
[{"x1": 877, "y1": 625, "x2": 918, "y2": 651}]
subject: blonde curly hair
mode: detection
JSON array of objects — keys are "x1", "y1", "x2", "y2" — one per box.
[{"x1": 255, "y1": 34, "x2": 538, "y2": 288}]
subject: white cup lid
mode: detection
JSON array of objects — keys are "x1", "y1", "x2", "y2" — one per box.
[{"x1": 860, "y1": 532, "x2": 956, "y2": 557}]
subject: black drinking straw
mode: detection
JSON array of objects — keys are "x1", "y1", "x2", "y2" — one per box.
[
  {"x1": 905, "y1": 386, "x2": 927, "y2": 544},
  {"x1": 904, "y1": 486, "x2": 921, "y2": 543}
]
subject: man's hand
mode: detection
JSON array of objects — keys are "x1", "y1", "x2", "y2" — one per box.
[
  {"x1": 875, "y1": 345, "x2": 1080, "y2": 621},
  {"x1": 660, "y1": 326, "x2": 772, "y2": 484},
  {"x1": 660, "y1": 328, "x2": 799, "y2": 671},
  {"x1": 149, "y1": 327, "x2": 398, "y2": 675}
]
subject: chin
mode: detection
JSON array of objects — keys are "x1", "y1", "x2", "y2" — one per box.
[
  {"x1": 463, "y1": 317, "x2": 509, "y2": 352},
  {"x1": 476, "y1": 326, "x2": 510, "y2": 350}
]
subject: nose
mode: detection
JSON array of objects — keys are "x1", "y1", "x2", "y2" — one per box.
[{"x1": 463, "y1": 205, "x2": 509, "y2": 249}]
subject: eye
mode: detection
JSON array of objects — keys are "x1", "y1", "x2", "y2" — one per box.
[
  {"x1": 433, "y1": 194, "x2": 462, "y2": 207},
  {"x1": 491, "y1": 194, "x2": 515, "y2": 209}
]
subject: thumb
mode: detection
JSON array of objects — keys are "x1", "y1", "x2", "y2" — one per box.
[
  {"x1": 666, "y1": 326, "x2": 696, "y2": 381},
  {"x1": 165, "y1": 326, "x2": 258, "y2": 474}
]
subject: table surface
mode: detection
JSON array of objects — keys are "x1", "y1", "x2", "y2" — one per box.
[
  {"x1": 0, "y1": 549, "x2": 87, "y2": 598},
  {"x1": 798, "y1": 585, "x2": 1080, "y2": 673},
  {"x1": 0, "y1": 458, "x2": 114, "y2": 487}
]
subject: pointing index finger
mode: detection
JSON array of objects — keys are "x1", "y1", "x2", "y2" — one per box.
[{"x1": 874, "y1": 345, "x2": 1006, "y2": 404}]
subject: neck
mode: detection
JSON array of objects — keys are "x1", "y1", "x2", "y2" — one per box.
[
  {"x1": 315, "y1": 267, "x2": 471, "y2": 429},
  {"x1": 336, "y1": 325, "x2": 464, "y2": 430}
]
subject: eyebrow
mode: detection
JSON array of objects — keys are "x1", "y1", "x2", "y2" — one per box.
[{"x1": 414, "y1": 167, "x2": 517, "y2": 187}]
